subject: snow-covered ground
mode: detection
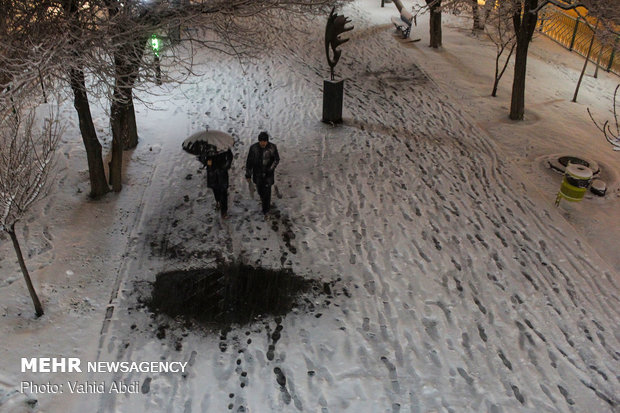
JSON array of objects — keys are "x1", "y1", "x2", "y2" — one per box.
[{"x1": 1, "y1": 1, "x2": 619, "y2": 412}]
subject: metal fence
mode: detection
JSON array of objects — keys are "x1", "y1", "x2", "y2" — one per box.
[{"x1": 538, "y1": 6, "x2": 619, "y2": 76}]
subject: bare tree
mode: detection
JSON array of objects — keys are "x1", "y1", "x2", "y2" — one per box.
[
  {"x1": 508, "y1": 0, "x2": 542, "y2": 120},
  {"x1": 0, "y1": 1, "x2": 60, "y2": 112},
  {"x1": 567, "y1": 2, "x2": 620, "y2": 101},
  {"x1": 588, "y1": 84, "x2": 620, "y2": 151},
  {"x1": 1, "y1": 0, "x2": 110, "y2": 198},
  {"x1": 60, "y1": 0, "x2": 112, "y2": 198},
  {"x1": 0, "y1": 102, "x2": 62, "y2": 317},
  {"x1": 572, "y1": 19, "x2": 598, "y2": 102},
  {"x1": 486, "y1": 0, "x2": 516, "y2": 97}
]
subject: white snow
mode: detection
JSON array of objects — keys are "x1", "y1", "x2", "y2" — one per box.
[{"x1": 1, "y1": 1, "x2": 619, "y2": 412}]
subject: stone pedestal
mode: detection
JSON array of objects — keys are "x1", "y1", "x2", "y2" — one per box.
[{"x1": 322, "y1": 79, "x2": 344, "y2": 124}]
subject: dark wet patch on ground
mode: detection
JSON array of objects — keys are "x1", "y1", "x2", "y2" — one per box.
[{"x1": 148, "y1": 262, "x2": 325, "y2": 328}]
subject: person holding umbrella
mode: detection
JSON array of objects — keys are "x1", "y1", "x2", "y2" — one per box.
[
  {"x1": 245, "y1": 131, "x2": 280, "y2": 215},
  {"x1": 182, "y1": 129, "x2": 235, "y2": 219},
  {"x1": 201, "y1": 148, "x2": 233, "y2": 219}
]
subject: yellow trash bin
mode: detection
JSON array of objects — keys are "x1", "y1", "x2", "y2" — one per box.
[{"x1": 555, "y1": 163, "x2": 593, "y2": 206}]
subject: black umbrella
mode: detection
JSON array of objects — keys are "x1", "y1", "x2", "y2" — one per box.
[{"x1": 182, "y1": 130, "x2": 234, "y2": 156}]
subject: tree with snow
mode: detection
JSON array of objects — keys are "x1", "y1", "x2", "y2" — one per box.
[
  {"x1": 0, "y1": 0, "x2": 111, "y2": 198},
  {"x1": 567, "y1": 2, "x2": 619, "y2": 102},
  {"x1": 486, "y1": 0, "x2": 516, "y2": 97},
  {"x1": 0, "y1": 103, "x2": 62, "y2": 317},
  {"x1": 60, "y1": 0, "x2": 112, "y2": 198}
]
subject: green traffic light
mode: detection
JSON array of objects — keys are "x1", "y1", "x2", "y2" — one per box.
[{"x1": 151, "y1": 34, "x2": 160, "y2": 57}]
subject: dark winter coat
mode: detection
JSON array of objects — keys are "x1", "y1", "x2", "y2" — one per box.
[
  {"x1": 201, "y1": 149, "x2": 233, "y2": 190},
  {"x1": 245, "y1": 142, "x2": 280, "y2": 186}
]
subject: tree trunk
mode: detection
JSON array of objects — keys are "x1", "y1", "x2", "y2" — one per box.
[
  {"x1": 572, "y1": 21, "x2": 598, "y2": 102},
  {"x1": 593, "y1": 42, "x2": 603, "y2": 78},
  {"x1": 120, "y1": 94, "x2": 138, "y2": 150},
  {"x1": 472, "y1": 0, "x2": 483, "y2": 32},
  {"x1": 119, "y1": 37, "x2": 145, "y2": 150},
  {"x1": 63, "y1": 0, "x2": 109, "y2": 198},
  {"x1": 492, "y1": 78, "x2": 500, "y2": 97},
  {"x1": 115, "y1": 95, "x2": 138, "y2": 150},
  {"x1": 109, "y1": 72, "x2": 140, "y2": 193},
  {"x1": 108, "y1": 81, "x2": 139, "y2": 192},
  {"x1": 38, "y1": 68, "x2": 47, "y2": 103},
  {"x1": 69, "y1": 68, "x2": 110, "y2": 198},
  {"x1": 510, "y1": 35, "x2": 530, "y2": 119},
  {"x1": 108, "y1": 36, "x2": 146, "y2": 191},
  {"x1": 427, "y1": 0, "x2": 442, "y2": 48},
  {"x1": 8, "y1": 226, "x2": 44, "y2": 317},
  {"x1": 115, "y1": 36, "x2": 146, "y2": 151},
  {"x1": 509, "y1": 0, "x2": 538, "y2": 120},
  {"x1": 492, "y1": 42, "x2": 516, "y2": 97},
  {"x1": 109, "y1": 98, "x2": 125, "y2": 192}
]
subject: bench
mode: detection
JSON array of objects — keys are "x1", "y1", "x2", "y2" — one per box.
[{"x1": 391, "y1": 9, "x2": 414, "y2": 39}]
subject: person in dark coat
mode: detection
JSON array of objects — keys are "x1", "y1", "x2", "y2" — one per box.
[
  {"x1": 245, "y1": 132, "x2": 280, "y2": 214},
  {"x1": 201, "y1": 148, "x2": 233, "y2": 218}
]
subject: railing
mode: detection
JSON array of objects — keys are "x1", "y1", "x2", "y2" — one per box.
[{"x1": 538, "y1": 6, "x2": 619, "y2": 76}]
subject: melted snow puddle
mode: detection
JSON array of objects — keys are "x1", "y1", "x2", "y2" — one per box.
[{"x1": 148, "y1": 262, "x2": 331, "y2": 328}]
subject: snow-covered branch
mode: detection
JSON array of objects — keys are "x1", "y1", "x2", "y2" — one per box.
[{"x1": 0, "y1": 102, "x2": 62, "y2": 231}]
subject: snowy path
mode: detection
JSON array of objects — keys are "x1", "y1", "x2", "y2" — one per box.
[{"x1": 82, "y1": 3, "x2": 619, "y2": 413}]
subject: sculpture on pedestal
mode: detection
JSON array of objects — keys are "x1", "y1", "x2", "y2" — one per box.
[
  {"x1": 323, "y1": 7, "x2": 353, "y2": 124},
  {"x1": 325, "y1": 7, "x2": 353, "y2": 81}
]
